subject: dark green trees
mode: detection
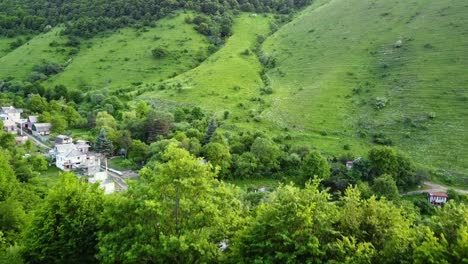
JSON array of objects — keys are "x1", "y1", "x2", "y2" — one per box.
[
  {"x1": 95, "y1": 128, "x2": 114, "y2": 157},
  {"x1": 151, "y1": 47, "x2": 169, "y2": 59},
  {"x1": 205, "y1": 117, "x2": 217, "y2": 143}
]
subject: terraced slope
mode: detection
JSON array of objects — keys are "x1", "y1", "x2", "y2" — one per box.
[{"x1": 262, "y1": 0, "x2": 468, "y2": 180}]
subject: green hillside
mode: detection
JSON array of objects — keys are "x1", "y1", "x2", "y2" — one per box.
[
  {"x1": 0, "y1": 0, "x2": 466, "y2": 182},
  {"x1": 143, "y1": 14, "x2": 274, "y2": 126},
  {"x1": 0, "y1": 28, "x2": 70, "y2": 80},
  {"x1": 47, "y1": 13, "x2": 209, "y2": 91},
  {"x1": 262, "y1": 0, "x2": 468, "y2": 181}
]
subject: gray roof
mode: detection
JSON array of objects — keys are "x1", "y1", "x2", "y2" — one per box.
[
  {"x1": 33, "y1": 123, "x2": 52, "y2": 132},
  {"x1": 55, "y1": 144, "x2": 86, "y2": 158},
  {"x1": 1, "y1": 106, "x2": 23, "y2": 114}
]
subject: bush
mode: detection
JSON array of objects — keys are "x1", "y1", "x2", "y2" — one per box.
[
  {"x1": 374, "y1": 97, "x2": 388, "y2": 109},
  {"x1": 151, "y1": 47, "x2": 169, "y2": 59}
]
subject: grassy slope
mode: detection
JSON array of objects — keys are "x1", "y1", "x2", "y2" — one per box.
[
  {"x1": 0, "y1": 38, "x2": 13, "y2": 58},
  {"x1": 47, "y1": 13, "x2": 209, "y2": 91},
  {"x1": 143, "y1": 14, "x2": 273, "y2": 127},
  {"x1": 0, "y1": 28, "x2": 70, "y2": 80},
  {"x1": 263, "y1": 0, "x2": 468, "y2": 181}
]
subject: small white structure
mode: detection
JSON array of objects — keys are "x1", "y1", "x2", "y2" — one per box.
[
  {"x1": 24, "y1": 116, "x2": 38, "y2": 131},
  {"x1": 427, "y1": 192, "x2": 448, "y2": 205},
  {"x1": 88, "y1": 172, "x2": 115, "y2": 195},
  {"x1": 76, "y1": 140, "x2": 90, "y2": 153},
  {"x1": 15, "y1": 136, "x2": 28, "y2": 144},
  {"x1": 55, "y1": 135, "x2": 73, "y2": 144},
  {"x1": 346, "y1": 161, "x2": 354, "y2": 170}
]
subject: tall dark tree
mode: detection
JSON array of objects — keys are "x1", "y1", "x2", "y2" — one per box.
[
  {"x1": 95, "y1": 128, "x2": 114, "y2": 157},
  {"x1": 205, "y1": 117, "x2": 217, "y2": 143}
]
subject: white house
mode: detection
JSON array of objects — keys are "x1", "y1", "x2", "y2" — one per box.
[
  {"x1": 427, "y1": 192, "x2": 448, "y2": 205},
  {"x1": 1, "y1": 119, "x2": 16, "y2": 134},
  {"x1": 53, "y1": 144, "x2": 88, "y2": 171},
  {"x1": 0, "y1": 106, "x2": 23, "y2": 123}
]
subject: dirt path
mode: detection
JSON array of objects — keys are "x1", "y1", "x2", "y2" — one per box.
[
  {"x1": 23, "y1": 132, "x2": 51, "y2": 150},
  {"x1": 403, "y1": 182, "x2": 468, "y2": 196}
]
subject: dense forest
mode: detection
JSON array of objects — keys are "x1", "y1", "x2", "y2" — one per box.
[{"x1": 0, "y1": 0, "x2": 308, "y2": 38}]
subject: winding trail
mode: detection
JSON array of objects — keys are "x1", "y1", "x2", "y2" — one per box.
[{"x1": 402, "y1": 182, "x2": 468, "y2": 196}]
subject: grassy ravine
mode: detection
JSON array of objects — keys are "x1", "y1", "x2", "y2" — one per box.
[
  {"x1": 262, "y1": 0, "x2": 468, "y2": 183},
  {"x1": 0, "y1": 28, "x2": 70, "y2": 80},
  {"x1": 47, "y1": 13, "x2": 209, "y2": 91},
  {"x1": 143, "y1": 14, "x2": 274, "y2": 125}
]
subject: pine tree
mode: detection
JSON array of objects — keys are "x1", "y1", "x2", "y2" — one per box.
[
  {"x1": 205, "y1": 117, "x2": 217, "y2": 143},
  {"x1": 95, "y1": 128, "x2": 114, "y2": 157}
]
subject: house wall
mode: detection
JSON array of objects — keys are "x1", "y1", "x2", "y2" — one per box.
[{"x1": 56, "y1": 154, "x2": 87, "y2": 171}]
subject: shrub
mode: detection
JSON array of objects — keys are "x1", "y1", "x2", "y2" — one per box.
[
  {"x1": 151, "y1": 47, "x2": 169, "y2": 59},
  {"x1": 374, "y1": 97, "x2": 388, "y2": 109}
]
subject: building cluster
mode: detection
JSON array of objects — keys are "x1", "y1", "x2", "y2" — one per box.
[{"x1": 1, "y1": 106, "x2": 52, "y2": 141}]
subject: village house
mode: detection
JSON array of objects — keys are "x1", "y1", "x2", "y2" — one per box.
[
  {"x1": 24, "y1": 116, "x2": 38, "y2": 132},
  {"x1": 0, "y1": 106, "x2": 23, "y2": 123},
  {"x1": 32, "y1": 123, "x2": 52, "y2": 137},
  {"x1": 1, "y1": 106, "x2": 25, "y2": 134},
  {"x1": 1, "y1": 118, "x2": 16, "y2": 134},
  {"x1": 51, "y1": 136, "x2": 100, "y2": 175},
  {"x1": 427, "y1": 192, "x2": 448, "y2": 205}
]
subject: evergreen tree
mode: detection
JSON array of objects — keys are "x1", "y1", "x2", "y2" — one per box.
[
  {"x1": 95, "y1": 128, "x2": 114, "y2": 157},
  {"x1": 205, "y1": 117, "x2": 217, "y2": 143}
]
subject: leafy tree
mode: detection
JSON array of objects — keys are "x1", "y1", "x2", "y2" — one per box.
[
  {"x1": 0, "y1": 150, "x2": 16, "y2": 201},
  {"x1": 22, "y1": 173, "x2": 104, "y2": 264},
  {"x1": 128, "y1": 139, "x2": 149, "y2": 165},
  {"x1": 413, "y1": 227, "x2": 449, "y2": 264},
  {"x1": 98, "y1": 145, "x2": 243, "y2": 263},
  {"x1": 300, "y1": 150, "x2": 330, "y2": 183},
  {"x1": 28, "y1": 94, "x2": 48, "y2": 113},
  {"x1": 453, "y1": 225, "x2": 468, "y2": 263},
  {"x1": 231, "y1": 181, "x2": 337, "y2": 263},
  {"x1": 371, "y1": 174, "x2": 400, "y2": 201},
  {"x1": 368, "y1": 146, "x2": 398, "y2": 178},
  {"x1": 250, "y1": 137, "x2": 280, "y2": 174},
  {"x1": 232, "y1": 152, "x2": 259, "y2": 179},
  {"x1": 203, "y1": 142, "x2": 231, "y2": 178},
  {"x1": 50, "y1": 114, "x2": 68, "y2": 133},
  {"x1": 338, "y1": 187, "x2": 416, "y2": 263},
  {"x1": 95, "y1": 128, "x2": 114, "y2": 157}
]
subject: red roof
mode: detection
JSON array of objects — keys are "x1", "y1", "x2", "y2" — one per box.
[{"x1": 428, "y1": 192, "x2": 448, "y2": 197}]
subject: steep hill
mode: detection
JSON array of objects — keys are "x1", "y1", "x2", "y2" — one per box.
[
  {"x1": 0, "y1": 0, "x2": 466, "y2": 183},
  {"x1": 262, "y1": 0, "x2": 468, "y2": 181}
]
